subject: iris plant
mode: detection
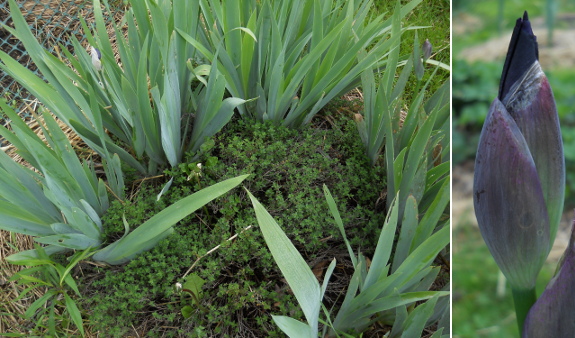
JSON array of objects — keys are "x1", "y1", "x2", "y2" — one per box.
[{"x1": 473, "y1": 12, "x2": 565, "y2": 334}]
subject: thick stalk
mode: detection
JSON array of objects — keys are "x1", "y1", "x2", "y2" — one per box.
[{"x1": 511, "y1": 287, "x2": 537, "y2": 335}]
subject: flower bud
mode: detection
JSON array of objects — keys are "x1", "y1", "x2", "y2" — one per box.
[
  {"x1": 473, "y1": 11, "x2": 564, "y2": 290},
  {"x1": 523, "y1": 219, "x2": 575, "y2": 337},
  {"x1": 422, "y1": 39, "x2": 432, "y2": 62},
  {"x1": 90, "y1": 46, "x2": 102, "y2": 71}
]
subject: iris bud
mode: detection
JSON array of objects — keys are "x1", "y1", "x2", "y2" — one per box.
[
  {"x1": 422, "y1": 39, "x2": 432, "y2": 62},
  {"x1": 523, "y1": 219, "x2": 575, "y2": 337},
  {"x1": 90, "y1": 46, "x2": 102, "y2": 71},
  {"x1": 473, "y1": 12, "x2": 564, "y2": 290}
]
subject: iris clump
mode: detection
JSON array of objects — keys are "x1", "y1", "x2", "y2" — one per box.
[{"x1": 473, "y1": 11, "x2": 565, "y2": 333}]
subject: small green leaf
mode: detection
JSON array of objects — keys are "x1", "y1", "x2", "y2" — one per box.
[
  {"x1": 231, "y1": 26, "x2": 258, "y2": 42},
  {"x1": 156, "y1": 177, "x2": 174, "y2": 201},
  {"x1": 181, "y1": 305, "x2": 194, "y2": 319},
  {"x1": 12, "y1": 285, "x2": 41, "y2": 302},
  {"x1": 64, "y1": 293, "x2": 85, "y2": 337},
  {"x1": 48, "y1": 303, "x2": 56, "y2": 335},
  {"x1": 25, "y1": 290, "x2": 57, "y2": 319},
  {"x1": 272, "y1": 315, "x2": 315, "y2": 338},
  {"x1": 324, "y1": 185, "x2": 356, "y2": 267},
  {"x1": 206, "y1": 156, "x2": 218, "y2": 167},
  {"x1": 182, "y1": 273, "x2": 206, "y2": 304},
  {"x1": 62, "y1": 273, "x2": 82, "y2": 298},
  {"x1": 320, "y1": 258, "x2": 337, "y2": 300},
  {"x1": 10, "y1": 273, "x2": 52, "y2": 287},
  {"x1": 401, "y1": 294, "x2": 440, "y2": 337}
]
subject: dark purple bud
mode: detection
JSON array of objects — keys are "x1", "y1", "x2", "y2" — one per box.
[
  {"x1": 474, "y1": 98, "x2": 550, "y2": 290},
  {"x1": 523, "y1": 219, "x2": 575, "y2": 337},
  {"x1": 473, "y1": 11, "x2": 564, "y2": 290},
  {"x1": 422, "y1": 39, "x2": 432, "y2": 62},
  {"x1": 499, "y1": 11, "x2": 538, "y2": 101},
  {"x1": 498, "y1": 12, "x2": 564, "y2": 247},
  {"x1": 503, "y1": 73, "x2": 564, "y2": 244}
]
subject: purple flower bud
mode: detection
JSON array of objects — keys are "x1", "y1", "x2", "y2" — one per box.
[
  {"x1": 498, "y1": 12, "x2": 539, "y2": 101},
  {"x1": 523, "y1": 219, "x2": 575, "y2": 337},
  {"x1": 473, "y1": 11, "x2": 565, "y2": 290},
  {"x1": 422, "y1": 39, "x2": 432, "y2": 62},
  {"x1": 90, "y1": 46, "x2": 102, "y2": 71},
  {"x1": 474, "y1": 98, "x2": 551, "y2": 289}
]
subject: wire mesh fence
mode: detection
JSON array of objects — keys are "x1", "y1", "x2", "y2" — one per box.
[{"x1": 0, "y1": 0, "x2": 123, "y2": 118}]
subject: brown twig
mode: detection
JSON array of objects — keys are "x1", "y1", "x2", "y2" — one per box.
[{"x1": 181, "y1": 225, "x2": 253, "y2": 280}]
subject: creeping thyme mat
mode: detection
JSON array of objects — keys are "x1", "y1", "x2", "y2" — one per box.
[{"x1": 77, "y1": 116, "x2": 395, "y2": 336}]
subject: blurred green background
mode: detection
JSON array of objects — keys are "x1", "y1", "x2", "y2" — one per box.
[{"x1": 453, "y1": 0, "x2": 575, "y2": 337}]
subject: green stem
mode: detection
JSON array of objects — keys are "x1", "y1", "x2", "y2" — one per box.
[{"x1": 511, "y1": 287, "x2": 537, "y2": 335}]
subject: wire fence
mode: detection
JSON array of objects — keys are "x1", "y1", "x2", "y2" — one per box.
[{"x1": 0, "y1": 0, "x2": 123, "y2": 118}]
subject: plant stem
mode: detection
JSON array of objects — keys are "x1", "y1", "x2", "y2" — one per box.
[{"x1": 511, "y1": 287, "x2": 537, "y2": 335}]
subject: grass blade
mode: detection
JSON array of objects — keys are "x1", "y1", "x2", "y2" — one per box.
[{"x1": 64, "y1": 293, "x2": 85, "y2": 337}]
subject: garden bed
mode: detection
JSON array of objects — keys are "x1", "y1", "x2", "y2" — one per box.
[{"x1": 0, "y1": 0, "x2": 450, "y2": 336}]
